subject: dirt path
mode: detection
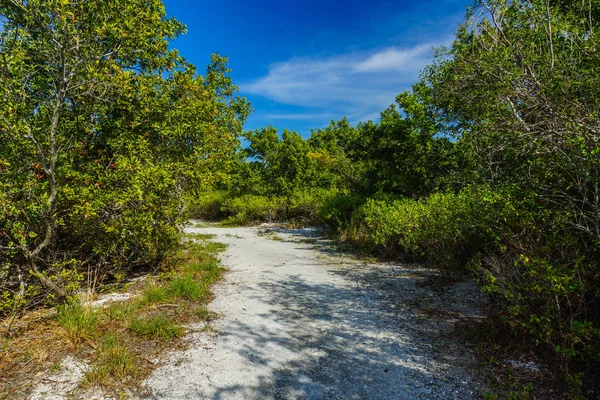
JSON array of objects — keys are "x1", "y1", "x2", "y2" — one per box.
[{"x1": 142, "y1": 225, "x2": 486, "y2": 399}]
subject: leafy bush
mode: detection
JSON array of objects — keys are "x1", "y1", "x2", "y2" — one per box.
[
  {"x1": 318, "y1": 192, "x2": 366, "y2": 232},
  {"x1": 356, "y1": 185, "x2": 516, "y2": 266},
  {"x1": 185, "y1": 191, "x2": 229, "y2": 220},
  {"x1": 221, "y1": 194, "x2": 284, "y2": 224},
  {"x1": 352, "y1": 185, "x2": 600, "y2": 387},
  {"x1": 474, "y1": 227, "x2": 600, "y2": 383},
  {"x1": 0, "y1": 1, "x2": 249, "y2": 309},
  {"x1": 286, "y1": 189, "x2": 334, "y2": 225},
  {"x1": 218, "y1": 190, "x2": 334, "y2": 225}
]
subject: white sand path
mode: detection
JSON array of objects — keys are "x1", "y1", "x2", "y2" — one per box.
[{"x1": 142, "y1": 225, "x2": 485, "y2": 400}]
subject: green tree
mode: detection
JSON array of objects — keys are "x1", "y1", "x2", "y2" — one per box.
[
  {"x1": 424, "y1": 0, "x2": 600, "y2": 383},
  {"x1": 239, "y1": 127, "x2": 322, "y2": 196},
  {"x1": 307, "y1": 117, "x2": 362, "y2": 191},
  {"x1": 426, "y1": 0, "x2": 600, "y2": 241},
  {"x1": 0, "y1": 0, "x2": 249, "y2": 305}
]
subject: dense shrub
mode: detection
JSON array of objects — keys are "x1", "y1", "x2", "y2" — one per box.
[
  {"x1": 474, "y1": 221, "x2": 600, "y2": 386},
  {"x1": 186, "y1": 191, "x2": 229, "y2": 221},
  {"x1": 221, "y1": 195, "x2": 285, "y2": 225},
  {"x1": 285, "y1": 189, "x2": 334, "y2": 225},
  {"x1": 187, "y1": 189, "x2": 335, "y2": 226},
  {"x1": 353, "y1": 186, "x2": 514, "y2": 265},
  {"x1": 0, "y1": 2, "x2": 249, "y2": 312},
  {"x1": 345, "y1": 186, "x2": 600, "y2": 388},
  {"x1": 318, "y1": 192, "x2": 366, "y2": 233}
]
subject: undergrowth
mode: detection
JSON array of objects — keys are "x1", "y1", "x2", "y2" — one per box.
[{"x1": 0, "y1": 234, "x2": 226, "y2": 398}]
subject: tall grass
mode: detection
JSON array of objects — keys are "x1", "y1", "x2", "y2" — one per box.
[
  {"x1": 84, "y1": 335, "x2": 137, "y2": 386},
  {"x1": 56, "y1": 299, "x2": 99, "y2": 344},
  {"x1": 129, "y1": 315, "x2": 183, "y2": 339}
]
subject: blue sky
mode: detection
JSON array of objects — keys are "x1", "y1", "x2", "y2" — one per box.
[{"x1": 162, "y1": 0, "x2": 471, "y2": 137}]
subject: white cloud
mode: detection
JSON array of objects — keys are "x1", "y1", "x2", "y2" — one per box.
[
  {"x1": 263, "y1": 113, "x2": 336, "y2": 121},
  {"x1": 241, "y1": 42, "x2": 442, "y2": 125},
  {"x1": 353, "y1": 44, "x2": 432, "y2": 73}
]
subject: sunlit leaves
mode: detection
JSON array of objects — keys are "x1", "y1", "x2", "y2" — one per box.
[{"x1": 0, "y1": 0, "x2": 249, "y2": 302}]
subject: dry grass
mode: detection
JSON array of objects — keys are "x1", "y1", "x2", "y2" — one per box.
[{"x1": 0, "y1": 235, "x2": 225, "y2": 398}]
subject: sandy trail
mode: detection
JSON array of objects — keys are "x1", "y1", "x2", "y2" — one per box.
[{"x1": 143, "y1": 225, "x2": 485, "y2": 399}]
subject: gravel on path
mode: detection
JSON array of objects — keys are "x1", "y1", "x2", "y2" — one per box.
[{"x1": 142, "y1": 225, "x2": 487, "y2": 400}]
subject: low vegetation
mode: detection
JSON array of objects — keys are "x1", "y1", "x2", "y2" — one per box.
[{"x1": 0, "y1": 236, "x2": 225, "y2": 397}]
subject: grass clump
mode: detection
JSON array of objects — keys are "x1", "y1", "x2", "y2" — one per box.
[
  {"x1": 138, "y1": 283, "x2": 171, "y2": 306},
  {"x1": 184, "y1": 257, "x2": 222, "y2": 283},
  {"x1": 129, "y1": 315, "x2": 184, "y2": 339},
  {"x1": 1, "y1": 234, "x2": 225, "y2": 397},
  {"x1": 196, "y1": 306, "x2": 219, "y2": 321},
  {"x1": 186, "y1": 256, "x2": 219, "y2": 275},
  {"x1": 187, "y1": 232, "x2": 216, "y2": 240},
  {"x1": 56, "y1": 299, "x2": 99, "y2": 344},
  {"x1": 105, "y1": 302, "x2": 136, "y2": 323},
  {"x1": 192, "y1": 240, "x2": 228, "y2": 254},
  {"x1": 84, "y1": 335, "x2": 137, "y2": 386},
  {"x1": 169, "y1": 276, "x2": 205, "y2": 300}
]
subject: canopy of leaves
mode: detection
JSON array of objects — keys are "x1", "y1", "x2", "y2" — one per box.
[{"x1": 0, "y1": 0, "x2": 249, "y2": 303}]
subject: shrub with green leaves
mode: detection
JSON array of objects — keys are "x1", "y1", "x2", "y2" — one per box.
[
  {"x1": 354, "y1": 185, "x2": 600, "y2": 386},
  {"x1": 186, "y1": 191, "x2": 229, "y2": 220},
  {"x1": 222, "y1": 194, "x2": 284, "y2": 225},
  {"x1": 356, "y1": 185, "x2": 516, "y2": 266},
  {"x1": 317, "y1": 192, "x2": 365, "y2": 232},
  {"x1": 0, "y1": 0, "x2": 249, "y2": 309}
]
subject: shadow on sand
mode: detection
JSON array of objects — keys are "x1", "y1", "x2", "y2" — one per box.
[{"x1": 203, "y1": 228, "x2": 483, "y2": 400}]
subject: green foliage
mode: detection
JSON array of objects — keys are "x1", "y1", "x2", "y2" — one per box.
[
  {"x1": 420, "y1": 0, "x2": 600, "y2": 389},
  {"x1": 1, "y1": 0, "x2": 596, "y2": 395},
  {"x1": 105, "y1": 302, "x2": 136, "y2": 323},
  {"x1": 204, "y1": 189, "x2": 335, "y2": 226},
  {"x1": 425, "y1": 0, "x2": 600, "y2": 244},
  {"x1": 135, "y1": 238, "x2": 223, "y2": 308},
  {"x1": 56, "y1": 299, "x2": 99, "y2": 343},
  {"x1": 129, "y1": 315, "x2": 183, "y2": 339},
  {"x1": 355, "y1": 186, "x2": 514, "y2": 264},
  {"x1": 233, "y1": 127, "x2": 333, "y2": 197},
  {"x1": 0, "y1": 0, "x2": 249, "y2": 305},
  {"x1": 475, "y1": 239, "x2": 600, "y2": 378},
  {"x1": 285, "y1": 189, "x2": 330, "y2": 224},
  {"x1": 168, "y1": 276, "x2": 205, "y2": 300},
  {"x1": 222, "y1": 194, "x2": 284, "y2": 225},
  {"x1": 318, "y1": 192, "x2": 366, "y2": 233},
  {"x1": 138, "y1": 283, "x2": 171, "y2": 306},
  {"x1": 186, "y1": 191, "x2": 229, "y2": 220},
  {"x1": 351, "y1": 88, "x2": 457, "y2": 197},
  {"x1": 353, "y1": 185, "x2": 600, "y2": 390},
  {"x1": 186, "y1": 256, "x2": 221, "y2": 276},
  {"x1": 84, "y1": 335, "x2": 137, "y2": 386},
  {"x1": 206, "y1": 0, "x2": 600, "y2": 388}
]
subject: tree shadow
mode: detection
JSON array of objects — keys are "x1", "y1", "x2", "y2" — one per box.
[{"x1": 202, "y1": 228, "x2": 485, "y2": 399}]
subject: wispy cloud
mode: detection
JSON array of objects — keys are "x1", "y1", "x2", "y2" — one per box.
[
  {"x1": 242, "y1": 41, "x2": 448, "y2": 126},
  {"x1": 263, "y1": 113, "x2": 336, "y2": 121},
  {"x1": 353, "y1": 44, "x2": 432, "y2": 73}
]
